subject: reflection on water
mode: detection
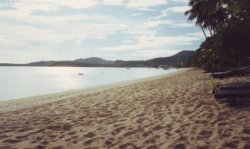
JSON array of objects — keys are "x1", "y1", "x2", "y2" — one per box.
[
  {"x1": 0, "y1": 67, "x2": 179, "y2": 101},
  {"x1": 37, "y1": 67, "x2": 91, "y2": 89}
]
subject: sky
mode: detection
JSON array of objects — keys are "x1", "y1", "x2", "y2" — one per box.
[{"x1": 0, "y1": 0, "x2": 205, "y2": 63}]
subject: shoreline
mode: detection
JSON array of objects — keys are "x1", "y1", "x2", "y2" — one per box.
[
  {"x1": 1, "y1": 69, "x2": 250, "y2": 148},
  {"x1": 0, "y1": 68, "x2": 188, "y2": 112}
]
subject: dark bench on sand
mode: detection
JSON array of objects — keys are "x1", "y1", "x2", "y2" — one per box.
[
  {"x1": 211, "y1": 69, "x2": 249, "y2": 79},
  {"x1": 213, "y1": 83, "x2": 250, "y2": 105},
  {"x1": 216, "y1": 82, "x2": 250, "y2": 90},
  {"x1": 211, "y1": 66, "x2": 250, "y2": 79}
]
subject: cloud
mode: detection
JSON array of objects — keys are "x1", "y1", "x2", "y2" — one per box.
[
  {"x1": 102, "y1": 0, "x2": 168, "y2": 11},
  {"x1": 0, "y1": 11, "x2": 128, "y2": 45},
  {"x1": 126, "y1": 0, "x2": 167, "y2": 10},
  {"x1": 101, "y1": 34, "x2": 200, "y2": 53},
  {"x1": 102, "y1": 0, "x2": 124, "y2": 6},
  {"x1": 7, "y1": 0, "x2": 169, "y2": 14},
  {"x1": 168, "y1": 0, "x2": 189, "y2": 4},
  {"x1": 132, "y1": 13, "x2": 144, "y2": 16},
  {"x1": 186, "y1": 31, "x2": 209, "y2": 39},
  {"x1": 7, "y1": 0, "x2": 98, "y2": 15},
  {"x1": 167, "y1": 6, "x2": 190, "y2": 13},
  {"x1": 0, "y1": 49, "x2": 59, "y2": 63},
  {"x1": 0, "y1": 0, "x2": 201, "y2": 62},
  {"x1": 134, "y1": 49, "x2": 181, "y2": 59},
  {"x1": 154, "y1": 6, "x2": 190, "y2": 20},
  {"x1": 51, "y1": 0, "x2": 98, "y2": 9},
  {"x1": 131, "y1": 19, "x2": 194, "y2": 31}
]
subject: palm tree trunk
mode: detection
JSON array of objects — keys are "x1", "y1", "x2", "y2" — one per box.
[
  {"x1": 200, "y1": 26, "x2": 208, "y2": 39},
  {"x1": 208, "y1": 27, "x2": 213, "y2": 36}
]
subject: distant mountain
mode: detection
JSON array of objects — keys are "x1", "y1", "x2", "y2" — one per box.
[
  {"x1": 113, "y1": 60, "x2": 147, "y2": 67},
  {"x1": 113, "y1": 51, "x2": 195, "y2": 67},
  {"x1": 0, "y1": 51, "x2": 195, "y2": 68},
  {"x1": 0, "y1": 63, "x2": 25, "y2": 66},
  {"x1": 26, "y1": 61, "x2": 56, "y2": 66},
  {"x1": 74, "y1": 57, "x2": 114, "y2": 65},
  {"x1": 146, "y1": 51, "x2": 195, "y2": 67},
  {"x1": 49, "y1": 61, "x2": 99, "y2": 67}
]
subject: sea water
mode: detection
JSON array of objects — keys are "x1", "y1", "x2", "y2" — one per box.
[{"x1": 0, "y1": 67, "x2": 179, "y2": 101}]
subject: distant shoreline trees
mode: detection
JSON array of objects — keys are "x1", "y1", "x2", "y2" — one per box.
[{"x1": 185, "y1": 0, "x2": 250, "y2": 72}]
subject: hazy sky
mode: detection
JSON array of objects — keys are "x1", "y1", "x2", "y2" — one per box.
[{"x1": 0, "y1": 0, "x2": 204, "y2": 63}]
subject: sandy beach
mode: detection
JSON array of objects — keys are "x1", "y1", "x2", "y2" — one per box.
[{"x1": 1, "y1": 69, "x2": 250, "y2": 149}]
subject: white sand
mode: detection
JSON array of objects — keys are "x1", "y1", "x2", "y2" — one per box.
[
  {"x1": 0, "y1": 69, "x2": 186, "y2": 112},
  {"x1": 0, "y1": 69, "x2": 250, "y2": 149}
]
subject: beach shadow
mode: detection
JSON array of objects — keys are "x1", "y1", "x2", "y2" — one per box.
[{"x1": 228, "y1": 98, "x2": 250, "y2": 111}]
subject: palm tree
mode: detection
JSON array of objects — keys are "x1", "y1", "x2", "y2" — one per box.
[
  {"x1": 187, "y1": 0, "x2": 250, "y2": 71},
  {"x1": 185, "y1": 0, "x2": 228, "y2": 38},
  {"x1": 185, "y1": 0, "x2": 209, "y2": 38}
]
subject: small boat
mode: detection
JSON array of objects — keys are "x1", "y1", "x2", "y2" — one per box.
[{"x1": 78, "y1": 73, "x2": 84, "y2": 75}]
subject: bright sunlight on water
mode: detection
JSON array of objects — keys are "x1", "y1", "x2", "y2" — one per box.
[{"x1": 0, "y1": 67, "x2": 180, "y2": 101}]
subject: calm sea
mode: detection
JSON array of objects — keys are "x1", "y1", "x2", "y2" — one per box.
[{"x1": 0, "y1": 67, "x2": 179, "y2": 101}]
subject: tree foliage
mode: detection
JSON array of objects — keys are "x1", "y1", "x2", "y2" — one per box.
[{"x1": 186, "y1": 0, "x2": 250, "y2": 72}]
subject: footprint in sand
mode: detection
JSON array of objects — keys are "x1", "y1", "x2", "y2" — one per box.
[
  {"x1": 105, "y1": 139, "x2": 113, "y2": 146},
  {"x1": 84, "y1": 132, "x2": 96, "y2": 138},
  {"x1": 142, "y1": 131, "x2": 152, "y2": 137},
  {"x1": 144, "y1": 138, "x2": 156, "y2": 144},
  {"x1": 52, "y1": 145, "x2": 65, "y2": 149},
  {"x1": 112, "y1": 126, "x2": 126, "y2": 135},
  {"x1": 36, "y1": 145, "x2": 46, "y2": 149},
  {"x1": 243, "y1": 128, "x2": 250, "y2": 134},
  {"x1": 83, "y1": 139, "x2": 94, "y2": 145},
  {"x1": 3, "y1": 139, "x2": 23, "y2": 144},
  {"x1": 222, "y1": 141, "x2": 238, "y2": 148},
  {"x1": 123, "y1": 131, "x2": 135, "y2": 137},
  {"x1": 147, "y1": 145, "x2": 158, "y2": 149},
  {"x1": 152, "y1": 125, "x2": 165, "y2": 131},
  {"x1": 17, "y1": 127, "x2": 29, "y2": 132},
  {"x1": 16, "y1": 134, "x2": 29, "y2": 140},
  {"x1": 105, "y1": 137, "x2": 120, "y2": 147},
  {"x1": 47, "y1": 125, "x2": 61, "y2": 131},
  {"x1": 0, "y1": 134, "x2": 9, "y2": 140},
  {"x1": 198, "y1": 130, "x2": 213, "y2": 139},
  {"x1": 63, "y1": 123, "x2": 73, "y2": 131},
  {"x1": 173, "y1": 143, "x2": 186, "y2": 149},
  {"x1": 243, "y1": 144, "x2": 250, "y2": 149},
  {"x1": 119, "y1": 143, "x2": 139, "y2": 149}
]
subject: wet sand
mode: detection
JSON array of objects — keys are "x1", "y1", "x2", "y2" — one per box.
[{"x1": 0, "y1": 69, "x2": 250, "y2": 149}]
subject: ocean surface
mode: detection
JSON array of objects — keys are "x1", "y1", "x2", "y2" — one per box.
[{"x1": 0, "y1": 67, "x2": 179, "y2": 101}]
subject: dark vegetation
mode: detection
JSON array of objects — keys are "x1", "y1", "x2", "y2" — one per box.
[{"x1": 185, "y1": 0, "x2": 250, "y2": 72}]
